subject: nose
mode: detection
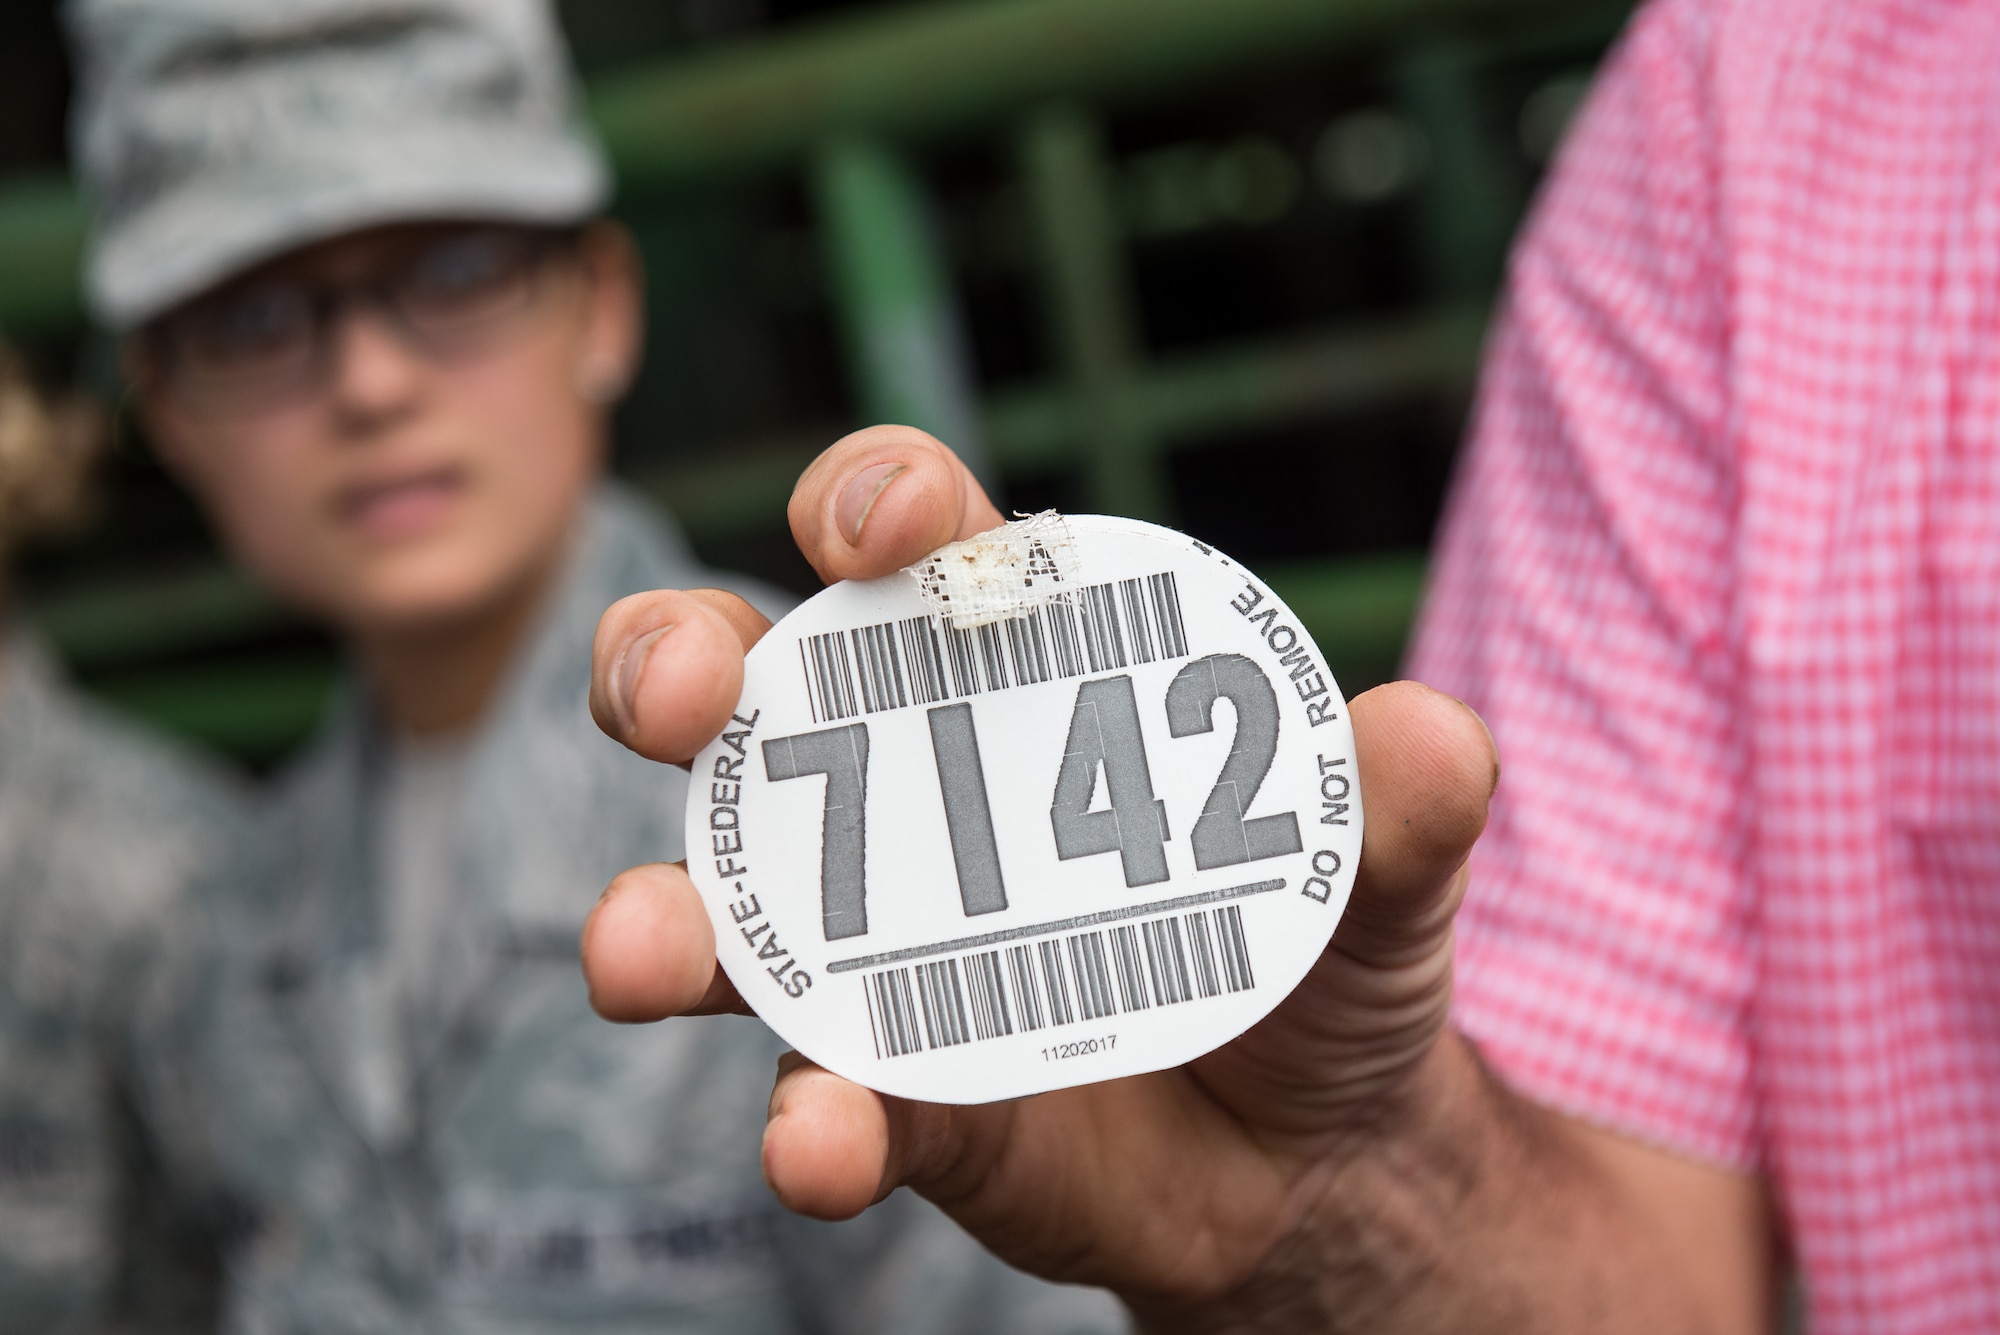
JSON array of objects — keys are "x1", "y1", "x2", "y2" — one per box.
[{"x1": 324, "y1": 297, "x2": 426, "y2": 431}]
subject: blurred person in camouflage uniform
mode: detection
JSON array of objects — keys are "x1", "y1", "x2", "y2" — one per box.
[
  {"x1": 0, "y1": 346, "x2": 247, "y2": 1331},
  {"x1": 64, "y1": 0, "x2": 1125, "y2": 1330}
]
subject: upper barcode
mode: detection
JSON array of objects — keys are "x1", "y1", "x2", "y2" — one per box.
[{"x1": 801, "y1": 572, "x2": 1188, "y2": 723}]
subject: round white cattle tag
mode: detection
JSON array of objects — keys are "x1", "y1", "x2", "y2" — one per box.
[{"x1": 684, "y1": 515, "x2": 1361, "y2": 1104}]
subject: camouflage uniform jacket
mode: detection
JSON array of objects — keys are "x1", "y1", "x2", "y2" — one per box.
[
  {"x1": 197, "y1": 486, "x2": 1125, "y2": 1335},
  {"x1": 0, "y1": 629, "x2": 247, "y2": 1333}
]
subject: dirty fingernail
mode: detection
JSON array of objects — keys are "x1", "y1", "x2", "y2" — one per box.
[
  {"x1": 612, "y1": 624, "x2": 673, "y2": 734},
  {"x1": 835, "y1": 462, "x2": 907, "y2": 545}
]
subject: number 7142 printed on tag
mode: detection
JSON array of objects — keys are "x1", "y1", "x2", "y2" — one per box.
[{"x1": 686, "y1": 515, "x2": 1362, "y2": 1105}]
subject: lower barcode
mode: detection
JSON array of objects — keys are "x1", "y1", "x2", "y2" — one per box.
[{"x1": 863, "y1": 905, "x2": 1255, "y2": 1059}]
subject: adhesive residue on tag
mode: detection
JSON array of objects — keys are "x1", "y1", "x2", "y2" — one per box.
[
  {"x1": 904, "y1": 510, "x2": 1078, "y2": 629},
  {"x1": 686, "y1": 515, "x2": 1362, "y2": 1105}
]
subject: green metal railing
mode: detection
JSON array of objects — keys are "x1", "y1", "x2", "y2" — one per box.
[
  {"x1": 591, "y1": 0, "x2": 1582, "y2": 187},
  {"x1": 0, "y1": 176, "x2": 85, "y2": 338},
  {"x1": 815, "y1": 136, "x2": 992, "y2": 481},
  {"x1": 0, "y1": 0, "x2": 1616, "y2": 334},
  {"x1": 0, "y1": 0, "x2": 1631, "y2": 759}
]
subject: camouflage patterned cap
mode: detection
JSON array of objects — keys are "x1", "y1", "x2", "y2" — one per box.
[{"x1": 65, "y1": 0, "x2": 612, "y2": 329}]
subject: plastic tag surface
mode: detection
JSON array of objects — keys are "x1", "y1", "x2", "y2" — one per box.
[{"x1": 685, "y1": 516, "x2": 1361, "y2": 1104}]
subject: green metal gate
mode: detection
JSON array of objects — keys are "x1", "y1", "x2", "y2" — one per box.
[{"x1": 0, "y1": 0, "x2": 1633, "y2": 761}]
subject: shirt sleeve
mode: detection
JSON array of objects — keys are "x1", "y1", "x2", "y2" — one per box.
[{"x1": 1406, "y1": 0, "x2": 1761, "y2": 1171}]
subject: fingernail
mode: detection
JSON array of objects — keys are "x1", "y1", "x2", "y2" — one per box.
[
  {"x1": 835, "y1": 462, "x2": 907, "y2": 545},
  {"x1": 612, "y1": 624, "x2": 673, "y2": 734}
]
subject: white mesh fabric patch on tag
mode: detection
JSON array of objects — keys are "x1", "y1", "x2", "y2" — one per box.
[{"x1": 904, "y1": 511, "x2": 1080, "y2": 629}]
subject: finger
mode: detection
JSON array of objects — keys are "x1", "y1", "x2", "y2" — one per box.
[
  {"x1": 1333, "y1": 679, "x2": 1498, "y2": 967},
  {"x1": 679, "y1": 588, "x2": 774, "y2": 652},
  {"x1": 788, "y1": 425, "x2": 1007, "y2": 585},
  {"x1": 581, "y1": 862, "x2": 750, "y2": 1021},
  {"x1": 761, "y1": 1054, "x2": 898, "y2": 1220},
  {"x1": 760, "y1": 1055, "x2": 1002, "y2": 1227},
  {"x1": 590, "y1": 589, "x2": 772, "y2": 764},
  {"x1": 760, "y1": 1058, "x2": 1284, "y2": 1297}
]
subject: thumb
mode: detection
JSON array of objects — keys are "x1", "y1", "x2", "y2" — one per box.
[
  {"x1": 788, "y1": 425, "x2": 1006, "y2": 585},
  {"x1": 1190, "y1": 679, "x2": 1498, "y2": 1135},
  {"x1": 1335, "y1": 679, "x2": 1499, "y2": 967}
]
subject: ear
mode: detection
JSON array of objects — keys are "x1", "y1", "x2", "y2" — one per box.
[{"x1": 573, "y1": 221, "x2": 645, "y2": 405}]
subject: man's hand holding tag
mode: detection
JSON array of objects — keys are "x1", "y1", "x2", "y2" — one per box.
[{"x1": 580, "y1": 426, "x2": 1512, "y2": 1329}]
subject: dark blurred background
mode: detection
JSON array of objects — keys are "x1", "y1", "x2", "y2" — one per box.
[{"x1": 0, "y1": 0, "x2": 1633, "y2": 769}]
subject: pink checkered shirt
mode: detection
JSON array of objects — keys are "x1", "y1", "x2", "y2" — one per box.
[{"x1": 1408, "y1": 0, "x2": 2000, "y2": 1327}]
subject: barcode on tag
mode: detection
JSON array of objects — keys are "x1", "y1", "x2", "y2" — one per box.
[
  {"x1": 801, "y1": 573, "x2": 1188, "y2": 724},
  {"x1": 863, "y1": 905, "x2": 1254, "y2": 1059}
]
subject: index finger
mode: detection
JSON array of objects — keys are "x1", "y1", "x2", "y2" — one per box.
[
  {"x1": 789, "y1": 425, "x2": 1007, "y2": 585},
  {"x1": 591, "y1": 588, "x2": 772, "y2": 765}
]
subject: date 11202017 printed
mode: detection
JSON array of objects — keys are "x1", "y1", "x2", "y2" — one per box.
[{"x1": 1045, "y1": 1035, "x2": 1118, "y2": 1062}]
